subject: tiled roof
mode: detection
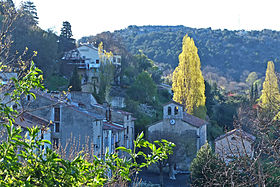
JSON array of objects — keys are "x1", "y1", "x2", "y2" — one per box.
[
  {"x1": 67, "y1": 105, "x2": 103, "y2": 120},
  {"x1": 14, "y1": 112, "x2": 50, "y2": 129},
  {"x1": 215, "y1": 129, "x2": 256, "y2": 143},
  {"x1": 182, "y1": 112, "x2": 207, "y2": 128},
  {"x1": 103, "y1": 121, "x2": 125, "y2": 131},
  {"x1": 163, "y1": 100, "x2": 184, "y2": 107},
  {"x1": 32, "y1": 90, "x2": 103, "y2": 120}
]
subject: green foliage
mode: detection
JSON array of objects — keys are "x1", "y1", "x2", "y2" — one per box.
[
  {"x1": 246, "y1": 72, "x2": 258, "y2": 85},
  {"x1": 207, "y1": 121, "x2": 224, "y2": 142},
  {"x1": 128, "y1": 71, "x2": 157, "y2": 105},
  {"x1": 190, "y1": 143, "x2": 222, "y2": 186},
  {"x1": 259, "y1": 61, "x2": 280, "y2": 111},
  {"x1": 98, "y1": 43, "x2": 115, "y2": 103},
  {"x1": 58, "y1": 21, "x2": 76, "y2": 53},
  {"x1": 115, "y1": 25, "x2": 280, "y2": 81},
  {"x1": 172, "y1": 35, "x2": 206, "y2": 119},
  {"x1": 20, "y1": 0, "x2": 39, "y2": 25},
  {"x1": 0, "y1": 121, "x2": 174, "y2": 186},
  {"x1": 69, "y1": 67, "x2": 81, "y2": 91},
  {"x1": 0, "y1": 63, "x2": 174, "y2": 186},
  {"x1": 45, "y1": 75, "x2": 68, "y2": 91}
]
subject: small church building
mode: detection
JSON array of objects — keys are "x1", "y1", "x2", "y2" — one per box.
[{"x1": 147, "y1": 101, "x2": 207, "y2": 176}]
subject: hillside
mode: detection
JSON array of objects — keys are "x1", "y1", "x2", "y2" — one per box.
[{"x1": 113, "y1": 25, "x2": 280, "y2": 82}]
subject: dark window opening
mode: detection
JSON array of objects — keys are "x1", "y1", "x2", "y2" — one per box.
[
  {"x1": 54, "y1": 107, "x2": 60, "y2": 121},
  {"x1": 127, "y1": 115, "x2": 129, "y2": 120},
  {"x1": 96, "y1": 59, "x2": 99, "y2": 64},
  {"x1": 127, "y1": 126, "x2": 129, "y2": 134},
  {"x1": 12, "y1": 104, "x2": 17, "y2": 110},
  {"x1": 55, "y1": 122, "x2": 60, "y2": 133},
  {"x1": 168, "y1": 107, "x2": 171, "y2": 115},
  {"x1": 27, "y1": 95, "x2": 31, "y2": 101},
  {"x1": 175, "y1": 106, "x2": 179, "y2": 115}
]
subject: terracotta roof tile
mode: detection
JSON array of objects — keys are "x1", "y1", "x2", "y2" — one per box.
[{"x1": 182, "y1": 112, "x2": 207, "y2": 128}]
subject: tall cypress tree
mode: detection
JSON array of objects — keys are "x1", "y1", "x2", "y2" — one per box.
[
  {"x1": 249, "y1": 83, "x2": 254, "y2": 102},
  {"x1": 259, "y1": 61, "x2": 280, "y2": 110},
  {"x1": 172, "y1": 35, "x2": 206, "y2": 119},
  {"x1": 254, "y1": 83, "x2": 258, "y2": 101},
  {"x1": 69, "y1": 67, "x2": 81, "y2": 91}
]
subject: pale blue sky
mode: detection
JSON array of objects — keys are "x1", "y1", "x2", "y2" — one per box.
[{"x1": 14, "y1": 0, "x2": 280, "y2": 39}]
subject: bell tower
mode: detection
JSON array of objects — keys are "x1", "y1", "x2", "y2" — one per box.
[{"x1": 163, "y1": 101, "x2": 184, "y2": 120}]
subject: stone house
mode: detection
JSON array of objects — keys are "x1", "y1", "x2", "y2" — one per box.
[
  {"x1": 61, "y1": 45, "x2": 122, "y2": 93},
  {"x1": 215, "y1": 129, "x2": 256, "y2": 163},
  {"x1": 21, "y1": 90, "x2": 134, "y2": 158},
  {"x1": 147, "y1": 101, "x2": 207, "y2": 177},
  {"x1": 14, "y1": 112, "x2": 53, "y2": 151}
]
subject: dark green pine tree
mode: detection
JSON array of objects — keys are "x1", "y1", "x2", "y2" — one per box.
[
  {"x1": 58, "y1": 21, "x2": 76, "y2": 53},
  {"x1": 69, "y1": 67, "x2": 81, "y2": 91},
  {"x1": 254, "y1": 83, "x2": 258, "y2": 101},
  {"x1": 21, "y1": 1, "x2": 39, "y2": 25},
  {"x1": 249, "y1": 83, "x2": 254, "y2": 102},
  {"x1": 60, "y1": 21, "x2": 73, "y2": 39}
]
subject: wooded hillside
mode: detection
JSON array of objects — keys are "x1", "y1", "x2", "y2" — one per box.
[{"x1": 113, "y1": 25, "x2": 280, "y2": 81}]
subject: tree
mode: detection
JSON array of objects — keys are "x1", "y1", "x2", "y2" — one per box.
[
  {"x1": 246, "y1": 72, "x2": 258, "y2": 86},
  {"x1": 0, "y1": 5, "x2": 175, "y2": 185},
  {"x1": 190, "y1": 143, "x2": 223, "y2": 186},
  {"x1": 60, "y1": 21, "x2": 73, "y2": 39},
  {"x1": 20, "y1": 1, "x2": 39, "y2": 25},
  {"x1": 58, "y1": 21, "x2": 75, "y2": 53},
  {"x1": 98, "y1": 42, "x2": 115, "y2": 103},
  {"x1": 172, "y1": 35, "x2": 206, "y2": 119},
  {"x1": 259, "y1": 61, "x2": 280, "y2": 111},
  {"x1": 128, "y1": 71, "x2": 157, "y2": 104},
  {"x1": 69, "y1": 67, "x2": 81, "y2": 91}
]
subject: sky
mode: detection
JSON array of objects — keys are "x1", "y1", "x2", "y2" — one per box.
[{"x1": 13, "y1": 0, "x2": 280, "y2": 39}]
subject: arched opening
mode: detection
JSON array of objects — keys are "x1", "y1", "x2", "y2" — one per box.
[
  {"x1": 168, "y1": 106, "x2": 171, "y2": 115},
  {"x1": 174, "y1": 106, "x2": 179, "y2": 115}
]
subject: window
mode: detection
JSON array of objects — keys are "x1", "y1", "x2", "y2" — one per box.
[
  {"x1": 54, "y1": 107, "x2": 60, "y2": 132},
  {"x1": 127, "y1": 115, "x2": 129, "y2": 120},
  {"x1": 53, "y1": 138, "x2": 59, "y2": 149},
  {"x1": 54, "y1": 107, "x2": 60, "y2": 121},
  {"x1": 12, "y1": 104, "x2": 17, "y2": 110},
  {"x1": 96, "y1": 59, "x2": 99, "y2": 64},
  {"x1": 27, "y1": 94, "x2": 31, "y2": 101},
  {"x1": 168, "y1": 106, "x2": 171, "y2": 115},
  {"x1": 127, "y1": 126, "x2": 129, "y2": 134},
  {"x1": 54, "y1": 122, "x2": 60, "y2": 133},
  {"x1": 175, "y1": 106, "x2": 179, "y2": 115}
]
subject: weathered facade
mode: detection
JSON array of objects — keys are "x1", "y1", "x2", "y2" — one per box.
[
  {"x1": 21, "y1": 90, "x2": 134, "y2": 158},
  {"x1": 215, "y1": 129, "x2": 255, "y2": 163},
  {"x1": 147, "y1": 101, "x2": 207, "y2": 178},
  {"x1": 61, "y1": 45, "x2": 122, "y2": 93}
]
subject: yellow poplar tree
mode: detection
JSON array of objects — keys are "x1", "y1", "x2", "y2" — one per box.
[
  {"x1": 259, "y1": 61, "x2": 280, "y2": 111},
  {"x1": 172, "y1": 35, "x2": 206, "y2": 119}
]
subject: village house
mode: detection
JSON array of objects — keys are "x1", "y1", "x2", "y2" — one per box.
[
  {"x1": 20, "y1": 90, "x2": 134, "y2": 158},
  {"x1": 61, "y1": 45, "x2": 122, "y2": 93},
  {"x1": 147, "y1": 101, "x2": 207, "y2": 179},
  {"x1": 215, "y1": 129, "x2": 256, "y2": 163},
  {"x1": 14, "y1": 112, "x2": 53, "y2": 151}
]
